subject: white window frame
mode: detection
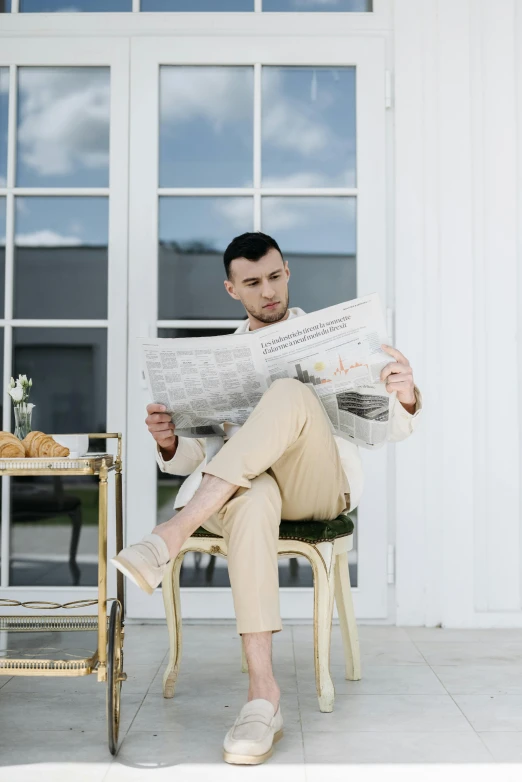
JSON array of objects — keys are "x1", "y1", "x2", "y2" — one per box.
[
  {"x1": 0, "y1": 38, "x2": 130, "y2": 613},
  {"x1": 126, "y1": 33, "x2": 389, "y2": 622},
  {"x1": 3, "y1": 0, "x2": 389, "y2": 25}
]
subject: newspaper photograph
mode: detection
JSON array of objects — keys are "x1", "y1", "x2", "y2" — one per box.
[{"x1": 139, "y1": 293, "x2": 393, "y2": 448}]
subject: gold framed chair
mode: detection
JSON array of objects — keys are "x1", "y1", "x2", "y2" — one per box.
[{"x1": 161, "y1": 514, "x2": 361, "y2": 712}]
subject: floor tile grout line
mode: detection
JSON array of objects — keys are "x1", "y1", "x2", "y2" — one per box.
[
  {"x1": 473, "y1": 730, "x2": 500, "y2": 762},
  {"x1": 291, "y1": 624, "x2": 307, "y2": 764},
  {"x1": 9, "y1": 625, "x2": 516, "y2": 771},
  {"x1": 406, "y1": 634, "x2": 498, "y2": 757},
  {"x1": 102, "y1": 648, "x2": 168, "y2": 777}
]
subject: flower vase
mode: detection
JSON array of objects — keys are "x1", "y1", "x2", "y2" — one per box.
[{"x1": 14, "y1": 403, "x2": 33, "y2": 441}]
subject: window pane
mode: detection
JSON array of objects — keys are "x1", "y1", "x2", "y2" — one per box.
[
  {"x1": 14, "y1": 197, "x2": 108, "y2": 320},
  {"x1": 143, "y1": 0, "x2": 253, "y2": 10},
  {"x1": 0, "y1": 69, "x2": 8, "y2": 185},
  {"x1": 154, "y1": 327, "x2": 325, "y2": 589},
  {"x1": 10, "y1": 474, "x2": 100, "y2": 587},
  {"x1": 0, "y1": 197, "x2": 5, "y2": 319},
  {"x1": 155, "y1": 326, "x2": 235, "y2": 589},
  {"x1": 158, "y1": 197, "x2": 252, "y2": 320},
  {"x1": 9, "y1": 327, "x2": 107, "y2": 587},
  {"x1": 262, "y1": 66, "x2": 356, "y2": 188},
  {"x1": 264, "y1": 0, "x2": 371, "y2": 9},
  {"x1": 17, "y1": 67, "x2": 110, "y2": 187},
  {"x1": 160, "y1": 67, "x2": 253, "y2": 188},
  {"x1": 20, "y1": 0, "x2": 131, "y2": 10},
  {"x1": 11, "y1": 327, "x2": 107, "y2": 441},
  {"x1": 154, "y1": 326, "x2": 357, "y2": 588},
  {"x1": 1, "y1": 0, "x2": 11, "y2": 10},
  {"x1": 262, "y1": 196, "x2": 356, "y2": 311},
  {"x1": 155, "y1": 326, "x2": 237, "y2": 585}
]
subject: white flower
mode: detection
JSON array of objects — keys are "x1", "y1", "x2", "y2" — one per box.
[
  {"x1": 26, "y1": 403, "x2": 35, "y2": 412},
  {"x1": 9, "y1": 386, "x2": 24, "y2": 403},
  {"x1": 8, "y1": 377, "x2": 15, "y2": 389}
]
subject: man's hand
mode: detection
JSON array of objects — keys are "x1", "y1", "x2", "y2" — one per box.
[
  {"x1": 380, "y1": 345, "x2": 417, "y2": 414},
  {"x1": 145, "y1": 403, "x2": 178, "y2": 460}
]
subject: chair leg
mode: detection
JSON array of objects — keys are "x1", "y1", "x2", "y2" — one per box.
[
  {"x1": 334, "y1": 550, "x2": 361, "y2": 681},
  {"x1": 68, "y1": 507, "x2": 82, "y2": 586},
  {"x1": 205, "y1": 553, "x2": 216, "y2": 585},
  {"x1": 241, "y1": 636, "x2": 248, "y2": 673},
  {"x1": 312, "y1": 547, "x2": 336, "y2": 713},
  {"x1": 161, "y1": 554, "x2": 184, "y2": 698}
]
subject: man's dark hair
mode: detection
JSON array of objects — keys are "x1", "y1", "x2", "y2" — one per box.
[{"x1": 223, "y1": 232, "x2": 284, "y2": 279}]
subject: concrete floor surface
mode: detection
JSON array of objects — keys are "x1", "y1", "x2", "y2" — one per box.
[{"x1": 1, "y1": 623, "x2": 522, "y2": 781}]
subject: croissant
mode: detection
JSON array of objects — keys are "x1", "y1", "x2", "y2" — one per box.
[
  {"x1": 0, "y1": 432, "x2": 26, "y2": 458},
  {"x1": 22, "y1": 431, "x2": 70, "y2": 458},
  {"x1": 22, "y1": 431, "x2": 46, "y2": 457}
]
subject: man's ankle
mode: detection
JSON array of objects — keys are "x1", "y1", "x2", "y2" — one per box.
[
  {"x1": 248, "y1": 683, "x2": 280, "y2": 712},
  {"x1": 152, "y1": 522, "x2": 184, "y2": 561}
]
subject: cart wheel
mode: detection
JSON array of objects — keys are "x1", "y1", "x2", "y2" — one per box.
[{"x1": 107, "y1": 600, "x2": 125, "y2": 755}]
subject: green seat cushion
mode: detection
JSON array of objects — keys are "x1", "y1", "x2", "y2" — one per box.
[{"x1": 192, "y1": 513, "x2": 354, "y2": 545}]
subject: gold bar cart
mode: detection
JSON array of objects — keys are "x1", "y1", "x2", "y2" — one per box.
[{"x1": 0, "y1": 433, "x2": 126, "y2": 755}]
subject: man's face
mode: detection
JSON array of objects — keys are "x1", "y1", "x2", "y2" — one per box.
[{"x1": 224, "y1": 248, "x2": 290, "y2": 327}]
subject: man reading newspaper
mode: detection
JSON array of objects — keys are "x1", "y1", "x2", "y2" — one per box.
[{"x1": 112, "y1": 232, "x2": 422, "y2": 765}]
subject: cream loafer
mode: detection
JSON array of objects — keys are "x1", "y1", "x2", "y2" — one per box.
[
  {"x1": 110, "y1": 534, "x2": 170, "y2": 595},
  {"x1": 223, "y1": 698, "x2": 283, "y2": 765}
]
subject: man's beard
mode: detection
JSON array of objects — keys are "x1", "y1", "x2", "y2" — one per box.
[{"x1": 246, "y1": 290, "x2": 290, "y2": 324}]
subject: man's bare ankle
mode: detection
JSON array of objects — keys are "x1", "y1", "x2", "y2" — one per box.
[
  {"x1": 248, "y1": 684, "x2": 280, "y2": 712},
  {"x1": 152, "y1": 523, "x2": 184, "y2": 561}
]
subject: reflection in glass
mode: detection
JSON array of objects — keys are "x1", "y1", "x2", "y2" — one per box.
[
  {"x1": 264, "y1": 0, "x2": 371, "y2": 9},
  {"x1": 12, "y1": 327, "x2": 107, "y2": 443},
  {"x1": 262, "y1": 196, "x2": 356, "y2": 311},
  {"x1": 1, "y1": 0, "x2": 11, "y2": 11},
  {"x1": 143, "y1": 0, "x2": 252, "y2": 9},
  {"x1": 0, "y1": 629, "x2": 97, "y2": 666},
  {"x1": 156, "y1": 328, "x2": 358, "y2": 588},
  {"x1": 9, "y1": 327, "x2": 107, "y2": 587},
  {"x1": 17, "y1": 67, "x2": 110, "y2": 187},
  {"x1": 155, "y1": 327, "x2": 233, "y2": 589},
  {"x1": 158, "y1": 197, "x2": 253, "y2": 320},
  {"x1": 160, "y1": 67, "x2": 253, "y2": 187},
  {"x1": 20, "y1": 0, "x2": 131, "y2": 10},
  {"x1": 262, "y1": 66, "x2": 356, "y2": 188},
  {"x1": 154, "y1": 327, "x2": 339, "y2": 589},
  {"x1": 0, "y1": 198, "x2": 5, "y2": 319},
  {"x1": 14, "y1": 197, "x2": 108, "y2": 320},
  {"x1": 0, "y1": 69, "x2": 8, "y2": 185}
]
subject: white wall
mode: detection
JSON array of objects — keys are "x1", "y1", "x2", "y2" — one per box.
[
  {"x1": 393, "y1": 0, "x2": 522, "y2": 627},
  {"x1": 2, "y1": 1, "x2": 521, "y2": 626}
]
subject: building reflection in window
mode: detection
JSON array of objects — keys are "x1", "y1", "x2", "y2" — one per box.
[{"x1": 9, "y1": 328, "x2": 107, "y2": 587}]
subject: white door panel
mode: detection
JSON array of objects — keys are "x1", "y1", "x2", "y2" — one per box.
[{"x1": 127, "y1": 34, "x2": 388, "y2": 621}]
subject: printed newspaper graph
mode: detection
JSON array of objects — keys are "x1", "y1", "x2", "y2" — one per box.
[{"x1": 293, "y1": 362, "x2": 332, "y2": 386}]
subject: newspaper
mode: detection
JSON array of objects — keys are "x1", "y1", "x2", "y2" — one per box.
[{"x1": 139, "y1": 293, "x2": 393, "y2": 448}]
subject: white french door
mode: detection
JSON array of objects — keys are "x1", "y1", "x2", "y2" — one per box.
[
  {"x1": 0, "y1": 38, "x2": 129, "y2": 612},
  {"x1": 126, "y1": 34, "x2": 390, "y2": 621}
]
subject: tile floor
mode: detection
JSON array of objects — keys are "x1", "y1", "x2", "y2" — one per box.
[{"x1": 1, "y1": 623, "x2": 522, "y2": 781}]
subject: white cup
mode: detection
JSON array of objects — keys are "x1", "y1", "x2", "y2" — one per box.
[{"x1": 50, "y1": 434, "x2": 89, "y2": 458}]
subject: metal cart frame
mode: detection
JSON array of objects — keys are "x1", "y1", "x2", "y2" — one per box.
[{"x1": 0, "y1": 433, "x2": 126, "y2": 754}]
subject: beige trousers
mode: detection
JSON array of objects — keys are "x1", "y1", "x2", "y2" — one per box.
[{"x1": 201, "y1": 378, "x2": 350, "y2": 635}]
